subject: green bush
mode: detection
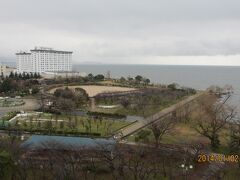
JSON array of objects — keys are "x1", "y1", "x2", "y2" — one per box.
[{"x1": 135, "y1": 129, "x2": 151, "y2": 142}]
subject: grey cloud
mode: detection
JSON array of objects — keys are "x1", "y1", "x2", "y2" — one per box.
[{"x1": 0, "y1": 0, "x2": 240, "y2": 64}]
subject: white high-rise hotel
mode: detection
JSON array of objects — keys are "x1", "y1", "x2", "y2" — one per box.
[{"x1": 16, "y1": 47, "x2": 72, "y2": 73}]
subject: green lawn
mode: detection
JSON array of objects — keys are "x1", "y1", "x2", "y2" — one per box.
[{"x1": 12, "y1": 113, "x2": 132, "y2": 136}]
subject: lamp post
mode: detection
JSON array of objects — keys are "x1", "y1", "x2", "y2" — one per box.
[{"x1": 180, "y1": 163, "x2": 193, "y2": 180}]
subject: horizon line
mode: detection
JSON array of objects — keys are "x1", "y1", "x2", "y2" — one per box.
[{"x1": 72, "y1": 63, "x2": 240, "y2": 67}]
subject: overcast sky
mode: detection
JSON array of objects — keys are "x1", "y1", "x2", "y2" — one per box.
[{"x1": 0, "y1": 0, "x2": 240, "y2": 65}]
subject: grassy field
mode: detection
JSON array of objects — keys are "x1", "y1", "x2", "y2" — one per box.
[
  {"x1": 117, "y1": 98, "x2": 185, "y2": 117},
  {"x1": 93, "y1": 95, "x2": 190, "y2": 118},
  {"x1": 12, "y1": 113, "x2": 132, "y2": 136},
  {"x1": 94, "y1": 88, "x2": 196, "y2": 117},
  {"x1": 126, "y1": 93, "x2": 234, "y2": 154},
  {"x1": 127, "y1": 121, "x2": 232, "y2": 154}
]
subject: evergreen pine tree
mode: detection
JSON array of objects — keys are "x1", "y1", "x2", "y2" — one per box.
[
  {"x1": 9, "y1": 71, "x2": 14, "y2": 78},
  {"x1": 26, "y1": 73, "x2": 30, "y2": 79},
  {"x1": 34, "y1": 72, "x2": 38, "y2": 79},
  {"x1": 23, "y1": 72, "x2": 27, "y2": 79},
  {"x1": 30, "y1": 72, "x2": 34, "y2": 79},
  {"x1": 14, "y1": 72, "x2": 18, "y2": 79},
  {"x1": 18, "y1": 73, "x2": 22, "y2": 79}
]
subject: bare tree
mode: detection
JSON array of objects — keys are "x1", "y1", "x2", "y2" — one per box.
[
  {"x1": 229, "y1": 119, "x2": 240, "y2": 167},
  {"x1": 193, "y1": 95, "x2": 235, "y2": 150},
  {"x1": 135, "y1": 95, "x2": 148, "y2": 117},
  {"x1": 175, "y1": 104, "x2": 192, "y2": 123},
  {"x1": 124, "y1": 144, "x2": 180, "y2": 180},
  {"x1": 120, "y1": 97, "x2": 130, "y2": 108},
  {"x1": 148, "y1": 115, "x2": 175, "y2": 148},
  {"x1": 127, "y1": 146, "x2": 155, "y2": 180}
]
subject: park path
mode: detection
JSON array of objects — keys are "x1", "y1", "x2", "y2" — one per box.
[{"x1": 117, "y1": 92, "x2": 204, "y2": 138}]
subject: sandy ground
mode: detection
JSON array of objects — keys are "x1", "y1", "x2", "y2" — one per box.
[{"x1": 49, "y1": 85, "x2": 136, "y2": 97}]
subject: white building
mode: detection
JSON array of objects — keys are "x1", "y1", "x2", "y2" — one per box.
[{"x1": 16, "y1": 47, "x2": 72, "y2": 73}]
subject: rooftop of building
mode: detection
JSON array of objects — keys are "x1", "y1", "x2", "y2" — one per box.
[
  {"x1": 30, "y1": 47, "x2": 72, "y2": 54},
  {"x1": 15, "y1": 52, "x2": 31, "y2": 55},
  {"x1": 21, "y1": 135, "x2": 115, "y2": 151},
  {"x1": 16, "y1": 47, "x2": 73, "y2": 55}
]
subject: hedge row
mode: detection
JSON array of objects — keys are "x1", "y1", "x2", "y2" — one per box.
[
  {"x1": 0, "y1": 127, "x2": 101, "y2": 137},
  {"x1": 87, "y1": 111, "x2": 126, "y2": 119},
  {"x1": 0, "y1": 111, "x2": 19, "y2": 121}
]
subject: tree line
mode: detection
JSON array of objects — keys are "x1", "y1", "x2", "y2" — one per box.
[
  {"x1": 0, "y1": 72, "x2": 41, "y2": 95},
  {"x1": 1, "y1": 71, "x2": 41, "y2": 80},
  {"x1": 0, "y1": 136, "x2": 198, "y2": 180}
]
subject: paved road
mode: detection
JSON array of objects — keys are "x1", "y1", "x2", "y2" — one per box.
[{"x1": 118, "y1": 92, "x2": 204, "y2": 138}]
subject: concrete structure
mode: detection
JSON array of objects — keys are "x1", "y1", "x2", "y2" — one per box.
[
  {"x1": 16, "y1": 47, "x2": 72, "y2": 73},
  {"x1": 41, "y1": 71, "x2": 86, "y2": 79},
  {"x1": 0, "y1": 64, "x2": 15, "y2": 76}
]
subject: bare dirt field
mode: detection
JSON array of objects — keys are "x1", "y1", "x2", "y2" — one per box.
[{"x1": 48, "y1": 85, "x2": 136, "y2": 97}]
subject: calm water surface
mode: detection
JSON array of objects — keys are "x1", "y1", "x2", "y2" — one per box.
[{"x1": 74, "y1": 64, "x2": 240, "y2": 115}]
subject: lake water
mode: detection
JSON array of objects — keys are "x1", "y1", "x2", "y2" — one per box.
[{"x1": 74, "y1": 64, "x2": 240, "y2": 116}]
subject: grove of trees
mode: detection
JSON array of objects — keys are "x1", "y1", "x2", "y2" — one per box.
[{"x1": 0, "y1": 72, "x2": 40, "y2": 96}]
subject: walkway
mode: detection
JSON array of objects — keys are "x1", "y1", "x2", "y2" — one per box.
[{"x1": 116, "y1": 92, "x2": 204, "y2": 138}]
